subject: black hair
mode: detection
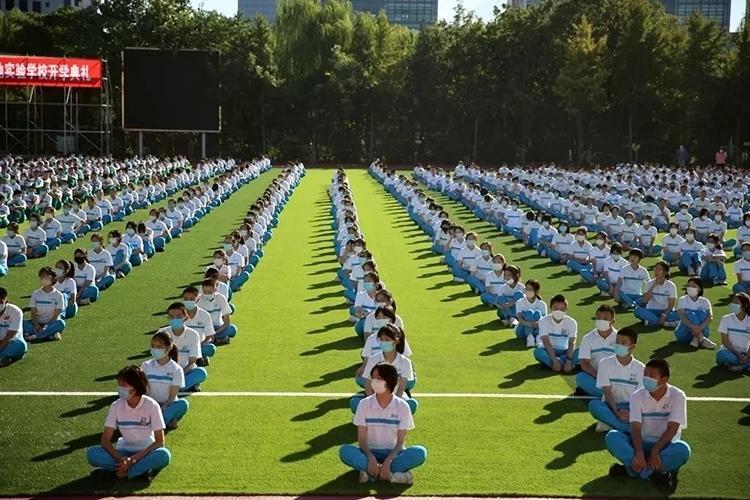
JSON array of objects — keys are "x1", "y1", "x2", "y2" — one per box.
[
  {"x1": 629, "y1": 248, "x2": 644, "y2": 260},
  {"x1": 686, "y1": 276, "x2": 704, "y2": 296},
  {"x1": 596, "y1": 303, "x2": 616, "y2": 319},
  {"x1": 654, "y1": 261, "x2": 670, "y2": 279},
  {"x1": 550, "y1": 294, "x2": 566, "y2": 306},
  {"x1": 167, "y1": 302, "x2": 186, "y2": 314},
  {"x1": 371, "y1": 363, "x2": 399, "y2": 393},
  {"x1": 377, "y1": 323, "x2": 406, "y2": 354},
  {"x1": 117, "y1": 365, "x2": 149, "y2": 396},
  {"x1": 38, "y1": 266, "x2": 56, "y2": 279},
  {"x1": 646, "y1": 358, "x2": 670, "y2": 378},
  {"x1": 617, "y1": 326, "x2": 638, "y2": 345},
  {"x1": 0, "y1": 287, "x2": 7, "y2": 300}
]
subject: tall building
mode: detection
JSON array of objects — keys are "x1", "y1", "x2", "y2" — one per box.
[
  {"x1": 351, "y1": 0, "x2": 437, "y2": 29},
  {"x1": 659, "y1": 0, "x2": 731, "y2": 30},
  {"x1": 1, "y1": 0, "x2": 92, "y2": 14},
  {"x1": 238, "y1": 0, "x2": 277, "y2": 23}
]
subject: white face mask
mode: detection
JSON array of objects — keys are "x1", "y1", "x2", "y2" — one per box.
[
  {"x1": 714, "y1": 216, "x2": 722, "y2": 222},
  {"x1": 685, "y1": 234, "x2": 695, "y2": 242},
  {"x1": 506, "y1": 278, "x2": 515, "y2": 286},
  {"x1": 686, "y1": 286, "x2": 699, "y2": 298},
  {"x1": 213, "y1": 258, "x2": 224, "y2": 267},
  {"x1": 595, "y1": 238, "x2": 605, "y2": 246},
  {"x1": 493, "y1": 263, "x2": 504, "y2": 271},
  {"x1": 669, "y1": 228, "x2": 678, "y2": 236},
  {"x1": 353, "y1": 246, "x2": 363, "y2": 254},
  {"x1": 576, "y1": 235, "x2": 585, "y2": 243},
  {"x1": 595, "y1": 319, "x2": 611, "y2": 332},
  {"x1": 525, "y1": 290, "x2": 535, "y2": 301},
  {"x1": 370, "y1": 378, "x2": 388, "y2": 394},
  {"x1": 550, "y1": 310, "x2": 565, "y2": 321}
]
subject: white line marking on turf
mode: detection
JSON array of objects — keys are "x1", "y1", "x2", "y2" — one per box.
[{"x1": 0, "y1": 390, "x2": 748, "y2": 402}]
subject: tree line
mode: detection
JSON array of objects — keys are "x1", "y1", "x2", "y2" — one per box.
[{"x1": 1, "y1": 0, "x2": 749, "y2": 165}]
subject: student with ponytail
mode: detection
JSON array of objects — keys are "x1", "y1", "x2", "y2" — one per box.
[{"x1": 140, "y1": 332, "x2": 190, "y2": 429}]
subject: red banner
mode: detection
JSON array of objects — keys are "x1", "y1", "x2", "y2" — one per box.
[{"x1": 0, "y1": 55, "x2": 102, "y2": 88}]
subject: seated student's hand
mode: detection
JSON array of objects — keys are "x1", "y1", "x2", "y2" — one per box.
[
  {"x1": 551, "y1": 359, "x2": 562, "y2": 372},
  {"x1": 617, "y1": 409, "x2": 629, "y2": 422},
  {"x1": 563, "y1": 359, "x2": 573, "y2": 373},
  {"x1": 530, "y1": 321, "x2": 538, "y2": 328},
  {"x1": 366, "y1": 455, "x2": 380, "y2": 478},
  {"x1": 355, "y1": 366, "x2": 364, "y2": 377},
  {"x1": 648, "y1": 450, "x2": 663, "y2": 471},
  {"x1": 631, "y1": 452, "x2": 647, "y2": 473},
  {"x1": 34, "y1": 324, "x2": 43, "y2": 333},
  {"x1": 379, "y1": 459, "x2": 392, "y2": 481}
]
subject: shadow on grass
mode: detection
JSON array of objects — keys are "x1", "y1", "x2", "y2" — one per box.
[
  {"x1": 305, "y1": 363, "x2": 360, "y2": 388},
  {"x1": 93, "y1": 373, "x2": 117, "y2": 383},
  {"x1": 307, "y1": 268, "x2": 339, "y2": 279},
  {"x1": 280, "y1": 422, "x2": 352, "y2": 463},
  {"x1": 291, "y1": 397, "x2": 350, "y2": 421},
  {"x1": 301, "y1": 336, "x2": 361, "y2": 356},
  {"x1": 60, "y1": 396, "x2": 115, "y2": 418},
  {"x1": 27, "y1": 469, "x2": 153, "y2": 498},
  {"x1": 498, "y1": 363, "x2": 556, "y2": 389},
  {"x1": 308, "y1": 279, "x2": 340, "y2": 290},
  {"x1": 304, "y1": 290, "x2": 344, "y2": 302},
  {"x1": 462, "y1": 319, "x2": 502, "y2": 335},
  {"x1": 547, "y1": 423, "x2": 605, "y2": 470},
  {"x1": 311, "y1": 303, "x2": 348, "y2": 316},
  {"x1": 453, "y1": 302, "x2": 492, "y2": 318},
  {"x1": 127, "y1": 349, "x2": 150, "y2": 361},
  {"x1": 480, "y1": 336, "x2": 527, "y2": 356},
  {"x1": 580, "y1": 473, "x2": 669, "y2": 497},
  {"x1": 30, "y1": 432, "x2": 102, "y2": 462},
  {"x1": 418, "y1": 270, "x2": 446, "y2": 279},
  {"x1": 693, "y1": 365, "x2": 744, "y2": 389},
  {"x1": 301, "y1": 470, "x2": 412, "y2": 497},
  {"x1": 535, "y1": 397, "x2": 589, "y2": 424},
  {"x1": 649, "y1": 340, "x2": 695, "y2": 360},
  {"x1": 307, "y1": 319, "x2": 354, "y2": 335},
  {"x1": 305, "y1": 258, "x2": 339, "y2": 267},
  {"x1": 441, "y1": 289, "x2": 477, "y2": 302}
]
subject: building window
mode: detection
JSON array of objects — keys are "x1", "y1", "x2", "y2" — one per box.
[
  {"x1": 32, "y1": 0, "x2": 40, "y2": 11},
  {"x1": 19, "y1": 0, "x2": 27, "y2": 11},
  {"x1": 5, "y1": 0, "x2": 14, "y2": 9}
]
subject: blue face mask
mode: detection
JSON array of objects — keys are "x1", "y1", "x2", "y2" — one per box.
[
  {"x1": 363, "y1": 282, "x2": 376, "y2": 292},
  {"x1": 183, "y1": 300, "x2": 196, "y2": 311},
  {"x1": 613, "y1": 344, "x2": 630, "y2": 357},
  {"x1": 743, "y1": 251, "x2": 750, "y2": 260},
  {"x1": 730, "y1": 302, "x2": 742, "y2": 314},
  {"x1": 169, "y1": 318, "x2": 184, "y2": 330},
  {"x1": 643, "y1": 376, "x2": 661, "y2": 392},
  {"x1": 118, "y1": 387, "x2": 132, "y2": 401},
  {"x1": 379, "y1": 341, "x2": 395, "y2": 353},
  {"x1": 150, "y1": 348, "x2": 166, "y2": 360}
]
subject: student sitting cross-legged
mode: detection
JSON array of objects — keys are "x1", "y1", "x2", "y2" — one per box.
[
  {"x1": 588, "y1": 327, "x2": 644, "y2": 433},
  {"x1": 533, "y1": 294, "x2": 577, "y2": 373},
  {"x1": 576, "y1": 304, "x2": 618, "y2": 398},
  {"x1": 340, "y1": 363, "x2": 427, "y2": 485},
  {"x1": 86, "y1": 365, "x2": 171, "y2": 480},
  {"x1": 605, "y1": 358, "x2": 690, "y2": 489}
]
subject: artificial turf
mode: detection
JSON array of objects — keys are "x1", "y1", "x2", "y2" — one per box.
[{"x1": 1, "y1": 169, "x2": 748, "y2": 498}]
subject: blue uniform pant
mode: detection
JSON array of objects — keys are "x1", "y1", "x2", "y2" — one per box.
[
  {"x1": 113, "y1": 250, "x2": 132, "y2": 276},
  {"x1": 181, "y1": 367, "x2": 207, "y2": 391},
  {"x1": 201, "y1": 343, "x2": 216, "y2": 358},
  {"x1": 229, "y1": 271, "x2": 250, "y2": 291},
  {"x1": 130, "y1": 253, "x2": 143, "y2": 267},
  {"x1": 97, "y1": 275, "x2": 115, "y2": 291},
  {"x1": 716, "y1": 347, "x2": 750, "y2": 371},
  {"x1": 701, "y1": 261, "x2": 726, "y2": 284},
  {"x1": 679, "y1": 252, "x2": 702, "y2": 274},
  {"x1": 516, "y1": 309, "x2": 543, "y2": 340},
  {"x1": 31, "y1": 244, "x2": 49, "y2": 258},
  {"x1": 480, "y1": 291, "x2": 498, "y2": 306},
  {"x1": 162, "y1": 399, "x2": 189, "y2": 426},
  {"x1": 674, "y1": 309, "x2": 710, "y2": 343},
  {"x1": 86, "y1": 445, "x2": 171, "y2": 479},
  {"x1": 339, "y1": 445, "x2": 427, "y2": 476},
  {"x1": 618, "y1": 291, "x2": 643, "y2": 310},
  {"x1": 534, "y1": 347, "x2": 571, "y2": 369},
  {"x1": 605, "y1": 430, "x2": 690, "y2": 479},
  {"x1": 642, "y1": 244, "x2": 662, "y2": 257},
  {"x1": 567, "y1": 260, "x2": 589, "y2": 274},
  {"x1": 22, "y1": 319, "x2": 65, "y2": 340},
  {"x1": 466, "y1": 275, "x2": 485, "y2": 293},
  {"x1": 46, "y1": 237, "x2": 62, "y2": 250},
  {"x1": 214, "y1": 324, "x2": 237, "y2": 340},
  {"x1": 452, "y1": 267, "x2": 470, "y2": 281},
  {"x1": 0, "y1": 338, "x2": 27, "y2": 362},
  {"x1": 61, "y1": 232, "x2": 76, "y2": 243},
  {"x1": 589, "y1": 400, "x2": 630, "y2": 433},
  {"x1": 8, "y1": 253, "x2": 27, "y2": 267},
  {"x1": 633, "y1": 308, "x2": 678, "y2": 326},
  {"x1": 80, "y1": 284, "x2": 100, "y2": 302},
  {"x1": 575, "y1": 371, "x2": 603, "y2": 397},
  {"x1": 731, "y1": 282, "x2": 750, "y2": 294}
]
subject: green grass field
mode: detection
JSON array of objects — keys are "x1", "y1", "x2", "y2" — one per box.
[{"x1": 1, "y1": 168, "x2": 749, "y2": 498}]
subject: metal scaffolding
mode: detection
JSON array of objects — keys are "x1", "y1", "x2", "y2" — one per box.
[{"x1": 0, "y1": 59, "x2": 113, "y2": 156}]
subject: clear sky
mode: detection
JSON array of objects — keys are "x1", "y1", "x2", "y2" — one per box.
[{"x1": 191, "y1": 0, "x2": 747, "y2": 31}]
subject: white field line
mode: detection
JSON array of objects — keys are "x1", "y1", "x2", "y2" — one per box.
[{"x1": 0, "y1": 390, "x2": 747, "y2": 403}]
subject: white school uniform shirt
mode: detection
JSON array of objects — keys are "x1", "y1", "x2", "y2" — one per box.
[
  {"x1": 733, "y1": 258, "x2": 750, "y2": 282},
  {"x1": 582, "y1": 205, "x2": 599, "y2": 225},
  {"x1": 363, "y1": 352, "x2": 414, "y2": 382},
  {"x1": 141, "y1": 358, "x2": 185, "y2": 405},
  {"x1": 42, "y1": 218, "x2": 62, "y2": 239},
  {"x1": 184, "y1": 306, "x2": 215, "y2": 341},
  {"x1": 551, "y1": 233, "x2": 574, "y2": 254},
  {"x1": 354, "y1": 290, "x2": 378, "y2": 316},
  {"x1": 456, "y1": 246, "x2": 482, "y2": 270},
  {"x1": 54, "y1": 277, "x2": 77, "y2": 299},
  {"x1": 537, "y1": 225, "x2": 557, "y2": 241},
  {"x1": 0, "y1": 303, "x2": 23, "y2": 341},
  {"x1": 570, "y1": 240, "x2": 593, "y2": 262},
  {"x1": 30, "y1": 287, "x2": 64, "y2": 324},
  {"x1": 737, "y1": 225, "x2": 750, "y2": 244},
  {"x1": 484, "y1": 271, "x2": 506, "y2": 295},
  {"x1": 674, "y1": 211, "x2": 692, "y2": 231},
  {"x1": 644, "y1": 279, "x2": 677, "y2": 310},
  {"x1": 679, "y1": 240, "x2": 704, "y2": 257},
  {"x1": 196, "y1": 293, "x2": 231, "y2": 328},
  {"x1": 226, "y1": 251, "x2": 245, "y2": 276},
  {"x1": 693, "y1": 216, "x2": 711, "y2": 235},
  {"x1": 107, "y1": 241, "x2": 130, "y2": 259},
  {"x1": 588, "y1": 245, "x2": 610, "y2": 273},
  {"x1": 160, "y1": 326, "x2": 202, "y2": 366},
  {"x1": 676, "y1": 295, "x2": 711, "y2": 315},
  {"x1": 104, "y1": 395, "x2": 166, "y2": 452},
  {"x1": 620, "y1": 222, "x2": 639, "y2": 243},
  {"x1": 596, "y1": 355, "x2": 644, "y2": 404},
  {"x1": 448, "y1": 238, "x2": 466, "y2": 260},
  {"x1": 578, "y1": 328, "x2": 618, "y2": 369},
  {"x1": 473, "y1": 255, "x2": 494, "y2": 279},
  {"x1": 122, "y1": 233, "x2": 144, "y2": 253},
  {"x1": 215, "y1": 281, "x2": 231, "y2": 301},
  {"x1": 74, "y1": 262, "x2": 96, "y2": 288},
  {"x1": 2, "y1": 234, "x2": 25, "y2": 256},
  {"x1": 537, "y1": 314, "x2": 577, "y2": 350},
  {"x1": 353, "y1": 394, "x2": 414, "y2": 451},
  {"x1": 620, "y1": 264, "x2": 650, "y2": 295},
  {"x1": 57, "y1": 212, "x2": 82, "y2": 233},
  {"x1": 0, "y1": 240, "x2": 5, "y2": 268},
  {"x1": 718, "y1": 312, "x2": 750, "y2": 353},
  {"x1": 514, "y1": 296, "x2": 547, "y2": 316},
  {"x1": 84, "y1": 205, "x2": 102, "y2": 222},
  {"x1": 88, "y1": 249, "x2": 113, "y2": 278},
  {"x1": 662, "y1": 234, "x2": 684, "y2": 255},
  {"x1": 629, "y1": 384, "x2": 687, "y2": 442},
  {"x1": 24, "y1": 227, "x2": 47, "y2": 247},
  {"x1": 636, "y1": 225, "x2": 657, "y2": 247}
]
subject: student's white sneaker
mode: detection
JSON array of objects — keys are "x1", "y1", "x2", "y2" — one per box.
[
  {"x1": 25, "y1": 334, "x2": 36, "y2": 342},
  {"x1": 390, "y1": 471, "x2": 413, "y2": 485},
  {"x1": 595, "y1": 421, "x2": 612, "y2": 433},
  {"x1": 509, "y1": 318, "x2": 518, "y2": 328},
  {"x1": 358, "y1": 471, "x2": 370, "y2": 483},
  {"x1": 600, "y1": 291, "x2": 610, "y2": 297},
  {"x1": 53, "y1": 333, "x2": 62, "y2": 341},
  {"x1": 689, "y1": 336, "x2": 700, "y2": 348},
  {"x1": 453, "y1": 277, "x2": 465, "y2": 283},
  {"x1": 79, "y1": 299, "x2": 91, "y2": 306},
  {"x1": 526, "y1": 334, "x2": 535, "y2": 348},
  {"x1": 729, "y1": 364, "x2": 744, "y2": 372},
  {"x1": 700, "y1": 337, "x2": 717, "y2": 350}
]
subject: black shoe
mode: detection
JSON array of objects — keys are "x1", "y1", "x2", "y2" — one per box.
[
  {"x1": 651, "y1": 471, "x2": 677, "y2": 489},
  {"x1": 197, "y1": 357, "x2": 209, "y2": 367},
  {"x1": 190, "y1": 384, "x2": 202, "y2": 393},
  {"x1": 608, "y1": 464, "x2": 628, "y2": 478}
]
